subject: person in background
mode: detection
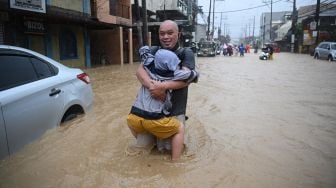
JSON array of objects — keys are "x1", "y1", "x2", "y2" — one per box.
[
  {"x1": 267, "y1": 44, "x2": 274, "y2": 60},
  {"x1": 239, "y1": 43, "x2": 245, "y2": 57}
]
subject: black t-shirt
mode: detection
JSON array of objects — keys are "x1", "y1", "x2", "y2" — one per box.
[{"x1": 150, "y1": 46, "x2": 195, "y2": 116}]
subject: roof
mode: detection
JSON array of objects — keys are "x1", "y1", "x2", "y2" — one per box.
[
  {"x1": 276, "y1": 20, "x2": 292, "y2": 33},
  {"x1": 298, "y1": 3, "x2": 336, "y2": 18},
  {"x1": 320, "y1": 10, "x2": 336, "y2": 17}
]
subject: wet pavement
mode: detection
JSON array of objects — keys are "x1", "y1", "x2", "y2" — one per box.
[{"x1": 0, "y1": 52, "x2": 336, "y2": 187}]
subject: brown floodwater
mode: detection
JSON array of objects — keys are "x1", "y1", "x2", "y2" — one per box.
[{"x1": 0, "y1": 52, "x2": 336, "y2": 187}]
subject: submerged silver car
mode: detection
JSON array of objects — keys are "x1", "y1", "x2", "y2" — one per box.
[
  {"x1": 0, "y1": 45, "x2": 94, "y2": 158},
  {"x1": 314, "y1": 41, "x2": 336, "y2": 61}
]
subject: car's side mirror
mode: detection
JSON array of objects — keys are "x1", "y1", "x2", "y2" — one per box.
[{"x1": 327, "y1": 47, "x2": 330, "y2": 50}]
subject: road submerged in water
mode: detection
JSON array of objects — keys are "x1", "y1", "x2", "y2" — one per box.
[{"x1": 1, "y1": 52, "x2": 336, "y2": 187}]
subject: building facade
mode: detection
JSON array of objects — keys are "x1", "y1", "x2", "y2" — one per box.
[
  {"x1": 259, "y1": 11, "x2": 291, "y2": 45},
  {"x1": 0, "y1": 0, "x2": 133, "y2": 68},
  {"x1": 131, "y1": 0, "x2": 198, "y2": 50}
]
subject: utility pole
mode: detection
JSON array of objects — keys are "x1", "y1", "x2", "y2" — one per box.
[
  {"x1": 212, "y1": 0, "x2": 215, "y2": 39},
  {"x1": 142, "y1": 0, "x2": 148, "y2": 45},
  {"x1": 263, "y1": 15, "x2": 266, "y2": 44},
  {"x1": 134, "y1": 0, "x2": 143, "y2": 47},
  {"x1": 223, "y1": 23, "x2": 226, "y2": 36},
  {"x1": 315, "y1": 0, "x2": 320, "y2": 46},
  {"x1": 252, "y1": 16, "x2": 255, "y2": 44},
  {"x1": 207, "y1": 0, "x2": 212, "y2": 40},
  {"x1": 270, "y1": 0, "x2": 273, "y2": 42},
  {"x1": 248, "y1": 21, "x2": 251, "y2": 42},
  {"x1": 164, "y1": 0, "x2": 166, "y2": 20},
  {"x1": 218, "y1": 12, "x2": 222, "y2": 38},
  {"x1": 291, "y1": 0, "x2": 297, "y2": 52}
]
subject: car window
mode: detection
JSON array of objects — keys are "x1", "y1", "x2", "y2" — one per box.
[
  {"x1": 331, "y1": 44, "x2": 336, "y2": 50},
  {"x1": 321, "y1": 44, "x2": 329, "y2": 49},
  {"x1": 0, "y1": 55, "x2": 38, "y2": 91},
  {"x1": 31, "y1": 58, "x2": 55, "y2": 79}
]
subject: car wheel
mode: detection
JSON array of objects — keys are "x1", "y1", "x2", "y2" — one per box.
[
  {"x1": 314, "y1": 53, "x2": 319, "y2": 59},
  {"x1": 328, "y1": 55, "x2": 333, "y2": 62},
  {"x1": 61, "y1": 105, "x2": 84, "y2": 123},
  {"x1": 62, "y1": 113, "x2": 77, "y2": 122}
]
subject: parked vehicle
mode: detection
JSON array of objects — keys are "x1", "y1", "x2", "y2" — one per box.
[
  {"x1": 197, "y1": 41, "x2": 217, "y2": 57},
  {"x1": 0, "y1": 45, "x2": 94, "y2": 158},
  {"x1": 314, "y1": 41, "x2": 336, "y2": 61}
]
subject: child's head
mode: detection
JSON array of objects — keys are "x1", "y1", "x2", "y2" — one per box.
[{"x1": 154, "y1": 49, "x2": 181, "y2": 71}]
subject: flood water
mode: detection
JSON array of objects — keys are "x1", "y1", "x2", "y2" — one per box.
[{"x1": 1, "y1": 52, "x2": 336, "y2": 187}]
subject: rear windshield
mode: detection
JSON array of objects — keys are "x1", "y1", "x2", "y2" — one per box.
[{"x1": 199, "y1": 43, "x2": 214, "y2": 48}]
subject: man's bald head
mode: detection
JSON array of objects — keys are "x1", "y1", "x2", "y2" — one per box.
[
  {"x1": 160, "y1": 20, "x2": 179, "y2": 32},
  {"x1": 159, "y1": 20, "x2": 179, "y2": 49}
]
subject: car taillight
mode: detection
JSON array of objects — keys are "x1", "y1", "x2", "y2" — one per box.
[{"x1": 77, "y1": 73, "x2": 90, "y2": 84}]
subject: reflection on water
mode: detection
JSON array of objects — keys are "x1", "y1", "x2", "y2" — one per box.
[{"x1": 1, "y1": 53, "x2": 336, "y2": 187}]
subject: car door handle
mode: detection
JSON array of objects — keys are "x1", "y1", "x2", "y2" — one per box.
[{"x1": 49, "y1": 88, "x2": 61, "y2": 97}]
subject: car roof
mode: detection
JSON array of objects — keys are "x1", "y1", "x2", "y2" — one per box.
[
  {"x1": 0, "y1": 45, "x2": 67, "y2": 69},
  {"x1": 320, "y1": 42, "x2": 336, "y2": 44},
  {"x1": 0, "y1": 45, "x2": 44, "y2": 56}
]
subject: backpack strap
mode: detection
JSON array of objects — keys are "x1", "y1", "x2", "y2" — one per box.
[
  {"x1": 175, "y1": 47, "x2": 185, "y2": 61},
  {"x1": 150, "y1": 46, "x2": 160, "y2": 55},
  {"x1": 150, "y1": 46, "x2": 185, "y2": 63}
]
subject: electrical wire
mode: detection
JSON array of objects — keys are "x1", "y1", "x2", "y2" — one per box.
[{"x1": 202, "y1": 0, "x2": 284, "y2": 14}]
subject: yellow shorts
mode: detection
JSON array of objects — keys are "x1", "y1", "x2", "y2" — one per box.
[{"x1": 126, "y1": 113, "x2": 180, "y2": 139}]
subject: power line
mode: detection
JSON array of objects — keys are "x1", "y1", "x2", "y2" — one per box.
[{"x1": 203, "y1": 0, "x2": 283, "y2": 14}]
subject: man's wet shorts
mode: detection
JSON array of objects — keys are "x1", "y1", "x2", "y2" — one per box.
[{"x1": 126, "y1": 113, "x2": 180, "y2": 139}]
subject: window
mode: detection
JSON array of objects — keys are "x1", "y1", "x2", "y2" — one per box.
[
  {"x1": 109, "y1": 0, "x2": 118, "y2": 16},
  {"x1": 0, "y1": 55, "x2": 38, "y2": 91},
  {"x1": 320, "y1": 43, "x2": 329, "y2": 49},
  {"x1": 59, "y1": 30, "x2": 78, "y2": 60},
  {"x1": 109, "y1": 0, "x2": 129, "y2": 19},
  {"x1": 331, "y1": 44, "x2": 336, "y2": 50},
  {"x1": 31, "y1": 58, "x2": 55, "y2": 79}
]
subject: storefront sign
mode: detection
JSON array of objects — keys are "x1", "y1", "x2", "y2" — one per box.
[
  {"x1": 310, "y1": 21, "x2": 316, "y2": 30},
  {"x1": 312, "y1": 31, "x2": 318, "y2": 37},
  {"x1": 24, "y1": 19, "x2": 46, "y2": 34},
  {"x1": 10, "y1": 0, "x2": 46, "y2": 13}
]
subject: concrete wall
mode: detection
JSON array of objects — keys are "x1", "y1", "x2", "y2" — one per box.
[
  {"x1": 29, "y1": 35, "x2": 45, "y2": 55},
  {"x1": 196, "y1": 24, "x2": 207, "y2": 42},
  {"x1": 90, "y1": 29, "x2": 122, "y2": 65},
  {"x1": 143, "y1": 0, "x2": 179, "y2": 11},
  {"x1": 50, "y1": 0, "x2": 83, "y2": 12},
  {"x1": 96, "y1": 0, "x2": 132, "y2": 26},
  {"x1": 48, "y1": 24, "x2": 86, "y2": 68}
]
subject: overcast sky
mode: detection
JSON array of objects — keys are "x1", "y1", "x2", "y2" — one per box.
[{"x1": 197, "y1": 0, "x2": 317, "y2": 40}]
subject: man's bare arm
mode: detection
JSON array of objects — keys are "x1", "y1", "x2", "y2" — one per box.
[
  {"x1": 136, "y1": 64, "x2": 190, "y2": 101},
  {"x1": 136, "y1": 64, "x2": 152, "y2": 88},
  {"x1": 155, "y1": 80, "x2": 188, "y2": 90}
]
